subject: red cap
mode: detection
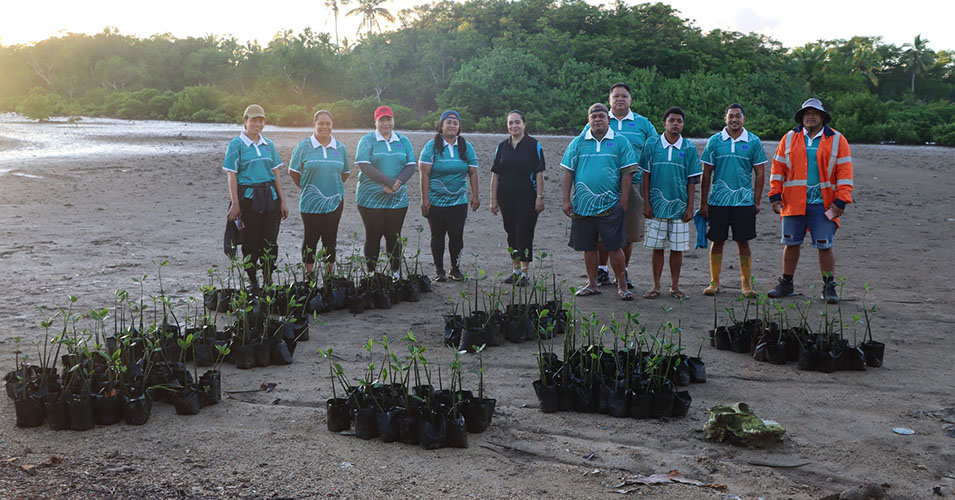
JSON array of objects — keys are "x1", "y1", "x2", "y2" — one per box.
[{"x1": 374, "y1": 105, "x2": 394, "y2": 121}]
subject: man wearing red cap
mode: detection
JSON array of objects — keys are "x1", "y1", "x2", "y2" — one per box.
[{"x1": 767, "y1": 98, "x2": 854, "y2": 304}]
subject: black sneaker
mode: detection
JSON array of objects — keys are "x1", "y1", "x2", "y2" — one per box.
[
  {"x1": 516, "y1": 275, "x2": 530, "y2": 287},
  {"x1": 434, "y1": 269, "x2": 447, "y2": 282},
  {"x1": 822, "y1": 281, "x2": 839, "y2": 304},
  {"x1": 596, "y1": 268, "x2": 611, "y2": 287},
  {"x1": 448, "y1": 268, "x2": 464, "y2": 281},
  {"x1": 503, "y1": 272, "x2": 518, "y2": 284},
  {"x1": 767, "y1": 278, "x2": 795, "y2": 298}
]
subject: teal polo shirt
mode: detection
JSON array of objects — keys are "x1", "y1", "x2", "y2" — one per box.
[
  {"x1": 804, "y1": 130, "x2": 824, "y2": 204},
  {"x1": 289, "y1": 135, "x2": 350, "y2": 214},
  {"x1": 640, "y1": 134, "x2": 703, "y2": 220},
  {"x1": 560, "y1": 127, "x2": 638, "y2": 216},
  {"x1": 354, "y1": 131, "x2": 416, "y2": 209},
  {"x1": 700, "y1": 128, "x2": 768, "y2": 206},
  {"x1": 582, "y1": 110, "x2": 657, "y2": 184},
  {"x1": 419, "y1": 138, "x2": 478, "y2": 207},
  {"x1": 222, "y1": 132, "x2": 282, "y2": 200}
]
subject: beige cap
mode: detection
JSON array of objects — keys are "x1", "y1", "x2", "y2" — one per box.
[{"x1": 244, "y1": 104, "x2": 266, "y2": 119}]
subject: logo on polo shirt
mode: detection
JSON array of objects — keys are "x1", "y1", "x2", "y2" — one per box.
[
  {"x1": 605, "y1": 141, "x2": 614, "y2": 148},
  {"x1": 395, "y1": 143, "x2": 403, "y2": 149},
  {"x1": 627, "y1": 122, "x2": 635, "y2": 127},
  {"x1": 330, "y1": 150, "x2": 339, "y2": 157},
  {"x1": 741, "y1": 144, "x2": 749, "y2": 150},
  {"x1": 678, "y1": 151, "x2": 686, "y2": 158},
  {"x1": 261, "y1": 146, "x2": 271, "y2": 153}
]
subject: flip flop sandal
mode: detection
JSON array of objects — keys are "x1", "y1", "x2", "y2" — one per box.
[
  {"x1": 575, "y1": 286, "x2": 601, "y2": 297},
  {"x1": 670, "y1": 289, "x2": 688, "y2": 300},
  {"x1": 618, "y1": 290, "x2": 634, "y2": 301},
  {"x1": 643, "y1": 289, "x2": 661, "y2": 299}
]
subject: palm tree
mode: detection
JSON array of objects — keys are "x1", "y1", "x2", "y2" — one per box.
[
  {"x1": 346, "y1": 0, "x2": 395, "y2": 37},
  {"x1": 792, "y1": 43, "x2": 828, "y2": 83},
  {"x1": 902, "y1": 35, "x2": 934, "y2": 93},
  {"x1": 325, "y1": 0, "x2": 350, "y2": 57},
  {"x1": 850, "y1": 43, "x2": 882, "y2": 88}
]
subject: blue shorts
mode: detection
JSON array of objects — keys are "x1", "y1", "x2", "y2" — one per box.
[{"x1": 780, "y1": 203, "x2": 836, "y2": 249}]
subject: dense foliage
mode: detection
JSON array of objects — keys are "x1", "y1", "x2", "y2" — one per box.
[{"x1": 2, "y1": 0, "x2": 953, "y2": 144}]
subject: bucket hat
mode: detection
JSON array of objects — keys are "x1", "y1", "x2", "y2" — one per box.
[{"x1": 794, "y1": 98, "x2": 831, "y2": 125}]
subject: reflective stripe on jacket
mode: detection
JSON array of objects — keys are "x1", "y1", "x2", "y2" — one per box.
[{"x1": 769, "y1": 125, "x2": 853, "y2": 226}]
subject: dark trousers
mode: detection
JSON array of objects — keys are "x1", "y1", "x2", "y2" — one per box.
[
  {"x1": 238, "y1": 197, "x2": 281, "y2": 285},
  {"x1": 301, "y1": 203, "x2": 344, "y2": 264},
  {"x1": 428, "y1": 203, "x2": 468, "y2": 271},
  {"x1": 357, "y1": 206, "x2": 407, "y2": 272},
  {"x1": 500, "y1": 196, "x2": 539, "y2": 262}
]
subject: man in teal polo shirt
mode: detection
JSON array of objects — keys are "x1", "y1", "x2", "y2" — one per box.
[
  {"x1": 699, "y1": 103, "x2": 767, "y2": 297},
  {"x1": 583, "y1": 83, "x2": 658, "y2": 290},
  {"x1": 640, "y1": 106, "x2": 702, "y2": 300},
  {"x1": 561, "y1": 103, "x2": 639, "y2": 300}
]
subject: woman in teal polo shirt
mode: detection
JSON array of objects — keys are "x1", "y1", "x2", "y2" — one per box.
[
  {"x1": 419, "y1": 110, "x2": 480, "y2": 281},
  {"x1": 223, "y1": 104, "x2": 289, "y2": 289},
  {"x1": 354, "y1": 106, "x2": 417, "y2": 274},
  {"x1": 288, "y1": 109, "x2": 349, "y2": 276}
]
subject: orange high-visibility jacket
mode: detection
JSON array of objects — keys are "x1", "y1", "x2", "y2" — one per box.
[{"x1": 769, "y1": 125, "x2": 853, "y2": 226}]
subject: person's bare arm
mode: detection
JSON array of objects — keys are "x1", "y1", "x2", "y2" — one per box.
[
  {"x1": 419, "y1": 162, "x2": 433, "y2": 217},
  {"x1": 489, "y1": 172, "x2": 500, "y2": 215},
  {"x1": 753, "y1": 163, "x2": 765, "y2": 214},
  {"x1": 700, "y1": 163, "x2": 713, "y2": 218},
  {"x1": 227, "y1": 171, "x2": 241, "y2": 221},
  {"x1": 561, "y1": 169, "x2": 574, "y2": 218}
]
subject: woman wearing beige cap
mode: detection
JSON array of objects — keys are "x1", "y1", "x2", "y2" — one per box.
[{"x1": 222, "y1": 104, "x2": 289, "y2": 289}]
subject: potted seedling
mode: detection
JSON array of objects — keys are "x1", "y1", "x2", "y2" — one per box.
[
  {"x1": 198, "y1": 342, "x2": 229, "y2": 407},
  {"x1": 462, "y1": 344, "x2": 495, "y2": 432},
  {"x1": 858, "y1": 283, "x2": 884, "y2": 367},
  {"x1": 93, "y1": 346, "x2": 125, "y2": 425},
  {"x1": 170, "y1": 333, "x2": 200, "y2": 415},
  {"x1": 319, "y1": 347, "x2": 352, "y2": 432},
  {"x1": 12, "y1": 338, "x2": 46, "y2": 428}
]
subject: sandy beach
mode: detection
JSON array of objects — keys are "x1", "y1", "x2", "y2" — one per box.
[{"x1": 0, "y1": 116, "x2": 953, "y2": 499}]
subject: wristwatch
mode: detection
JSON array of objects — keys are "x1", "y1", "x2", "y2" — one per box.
[{"x1": 537, "y1": 194, "x2": 544, "y2": 199}]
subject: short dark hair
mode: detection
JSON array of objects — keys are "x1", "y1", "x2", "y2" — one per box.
[
  {"x1": 725, "y1": 103, "x2": 744, "y2": 115},
  {"x1": 588, "y1": 103, "x2": 610, "y2": 116},
  {"x1": 507, "y1": 109, "x2": 526, "y2": 122},
  {"x1": 609, "y1": 83, "x2": 631, "y2": 95},
  {"x1": 663, "y1": 106, "x2": 685, "y2": 122}
]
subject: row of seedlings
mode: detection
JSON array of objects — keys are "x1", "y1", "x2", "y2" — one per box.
[
  {"x1": 533, "y1": 298, "x2": 705, "y2": 419},
  {"x1": 322, "y1": 333, "x2": 495, "y2": 450},
  {"x1": 710, "y1": 280, "x2": 884, "y2": 371},
  {"x1": 7, "y1": 265, "x2": 229, "y2": 429},
  {"x1": 444, "y1": 253, "x2": 569, "y2": 350}
]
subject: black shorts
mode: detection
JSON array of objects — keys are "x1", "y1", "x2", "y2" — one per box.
[
  {"x1": 706, "y1": 205, "x2": 757, "y2": 242},
  {"x1": 569, "y1": 203, "x2": 625, "y2": 252}
]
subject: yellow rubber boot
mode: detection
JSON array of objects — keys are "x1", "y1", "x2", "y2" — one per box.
[
  {"x1": 740, "y1": 255, "x2": 755, "y2": 298},
  {"x1": 703, "y1": 253, "x2": 722, "y2": 295}
]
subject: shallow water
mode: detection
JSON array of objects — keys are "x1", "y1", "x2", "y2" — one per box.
[
  {"x1": 0, "y1": 114, "x2": 302, "y2": 175},
  {"x1": 0, "y1": 114, "x2": 579, "y2": 177}
]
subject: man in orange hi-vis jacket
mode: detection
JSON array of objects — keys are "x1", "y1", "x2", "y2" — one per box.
[{"x1": 766, "y1": 98, "x2": 853, "y2": 305}]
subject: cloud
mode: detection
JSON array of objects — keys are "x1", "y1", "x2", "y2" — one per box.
[{"x1": 730, "y1": 8, "x2": 780, "y2": 34}]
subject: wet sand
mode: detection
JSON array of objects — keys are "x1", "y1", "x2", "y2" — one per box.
[{"x1": 0, "y1": 121, "x2": 953, "y2": 499}]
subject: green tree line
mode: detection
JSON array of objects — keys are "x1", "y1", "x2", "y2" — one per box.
[{"x1": 2, "y1": 0, "x2": 954, "y2": 144}]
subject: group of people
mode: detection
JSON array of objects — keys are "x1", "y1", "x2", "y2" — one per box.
[
  {"x1": 559, "y1": 84, "x2": 854, "y2": 304},
  {"x1": 222, "y1": 85, "x2": 854, "y2": 305},
  {"x1": 222, "y1": 104, "x2": 545, "y2": 289}
]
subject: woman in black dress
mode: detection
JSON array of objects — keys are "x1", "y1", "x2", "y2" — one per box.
[{"x1": 489, "y1": 110, "x2": 545, "y2": 286}]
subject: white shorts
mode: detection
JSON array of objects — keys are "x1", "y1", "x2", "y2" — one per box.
[{"x1": 644, "y1": 218, "x2": 690, "y2": 251}]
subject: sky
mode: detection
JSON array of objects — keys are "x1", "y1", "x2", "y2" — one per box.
[{"x1": 2, "y1": 0, "x2": 952, "y2": 51}]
